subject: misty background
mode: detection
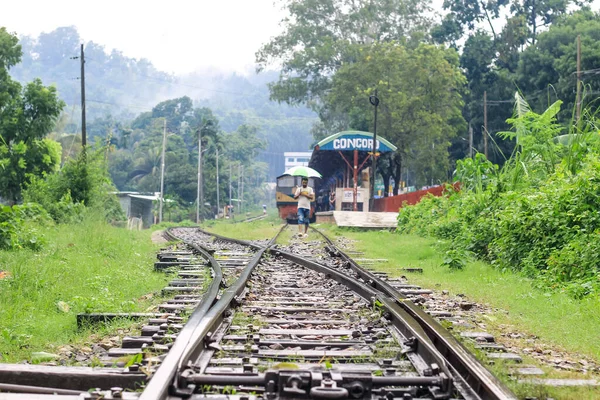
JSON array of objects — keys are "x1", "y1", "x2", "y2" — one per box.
[{"x1": 8, "y1": 26, "x2": 317, "y2": 181}]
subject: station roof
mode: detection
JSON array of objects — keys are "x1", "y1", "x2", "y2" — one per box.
[
  {"x1": 314, "y1": 131, "x2": 397, "y2": 153},
  {"x1": 309, "y1": 131, "x2": 397, "y2": 190}
]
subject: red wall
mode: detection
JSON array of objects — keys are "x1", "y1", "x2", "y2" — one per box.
[{"x1": 373, "y1": 184, "x2": 458, "y2": 212}]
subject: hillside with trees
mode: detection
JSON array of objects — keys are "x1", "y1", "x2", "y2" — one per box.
[{"x1": 8, "y1": 26, "x2": 317, "y2": 181}]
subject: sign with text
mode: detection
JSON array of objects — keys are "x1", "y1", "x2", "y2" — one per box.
[
  {"x1": 343, "y1": 190, "x2": 363, "y2": 202},
  {"x1": 316, "y1": 131, "x2": 397, "y2": 153}
]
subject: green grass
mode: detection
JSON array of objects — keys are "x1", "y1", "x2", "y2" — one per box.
[
  {"x1": 0, "y1": 215, "x2": 171, "y2": 362},
  {"x1": 202, "y1": 211, "x2": 284, "y2": 240},
  {"x1": 324, "y1": 229, "x2": 600, "y2": 362}
]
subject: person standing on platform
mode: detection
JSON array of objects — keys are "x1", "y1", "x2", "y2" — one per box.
[
  {"x1": 329, "y1": 191, "x2": 336, "y2": 211},
  {"x1": 294, "y1": 177, "x2": 314, "y2": 237}
]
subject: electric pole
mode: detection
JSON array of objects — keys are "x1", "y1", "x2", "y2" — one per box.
[
  {"x1": 483, "y1": 90, "x2": 488, "y2": 159},
  {"x1": 229, "y1": 162, "x2": 232, "y2": 211},
  {"x1": 216, "y1": 147, "x2": 220, "y2": 218},
  {"x1": 238, "y1": 163, "x2": 241, "y2": 213},
  {"x1": 159, "y1": 119, "x2": 166, "y2": 223},
  {"x1": 80, "y1": 44, "x2": 86, "y2": 148},
  {"x1": 576, "y1": 34, "x2": 582, "y2": 123},
  {"x1": 369, "y1": 90, "x2": 380, "y2": 209},
  {"x1": 196, "y1": 128, "x2": 202, "y2": 224},
  {"x1": 241, "y1": 166, "x2": 244, "y2": 214}
]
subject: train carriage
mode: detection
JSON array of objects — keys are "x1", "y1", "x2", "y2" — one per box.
[{"x1": 275, "y1": 175, "x2": 316, "y2": 223}]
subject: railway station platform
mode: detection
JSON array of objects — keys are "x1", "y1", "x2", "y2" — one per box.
[{"x1": 316, "y1": 211, "x2": 398, "y2": 229}]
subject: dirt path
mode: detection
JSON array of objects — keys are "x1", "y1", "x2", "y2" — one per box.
[{"x1": 151, "y1": 230, "x2": 169, "y2": 244}]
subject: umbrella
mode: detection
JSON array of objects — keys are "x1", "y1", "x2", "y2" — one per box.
[{"x1": 283, "y1": 166, "x2": 322, "y2": 178}]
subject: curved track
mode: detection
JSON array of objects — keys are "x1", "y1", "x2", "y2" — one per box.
[
  {"x1": 146, "y1": 225, "x2": 516, "y2": 400},
  {"x1": 0, "y1": 225, "x2": 516, "y2": 400}
]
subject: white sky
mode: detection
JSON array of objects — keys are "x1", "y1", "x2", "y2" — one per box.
[
  {"x1": 2, "y1": 0, "x2": 288, "y2": 75},
  {"x1": 2, "y1": 0, "x2": 598, "y2": 76}
]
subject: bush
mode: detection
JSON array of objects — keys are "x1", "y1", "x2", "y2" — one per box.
[
  {"x1": 23, "y1": 150, "x2": 125, "y2": 223},
  {"x1": 0, "y1": 204, "x2": 51, "y2": 250},
  {"x1": 397, "y1": 97, "x2": 600, "y2": 297}
]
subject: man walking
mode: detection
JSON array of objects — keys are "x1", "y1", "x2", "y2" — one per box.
[{"x1": 294, "y1": 177, "x2": 314, "y2": 237}]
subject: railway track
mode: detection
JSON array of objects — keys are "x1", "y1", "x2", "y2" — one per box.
[{"x1": 0, "y1": 225, "x2": 516, "y2": 400}]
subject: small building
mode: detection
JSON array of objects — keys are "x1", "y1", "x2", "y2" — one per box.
[
  {"x1": 115, "y1": 192, "x2": 161, "y2": 228},
  {"x1": 284, "y1": 152, "x2": 312, "y2": 171}
]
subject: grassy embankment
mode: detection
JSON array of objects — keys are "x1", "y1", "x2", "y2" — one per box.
[
  {"x1": 323, "y1": 229, "x2": 600, "y2": 361},
  {"x1": 0, "y1": 216, "x2": 172, "y2": 363},
  {"x1": 205, "y1": 219, "x2": 600, "y2": 399}
]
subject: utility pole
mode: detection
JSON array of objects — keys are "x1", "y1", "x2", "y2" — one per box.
[
  {"x1": 80, "y1": 44, "x2": 86, "y2": 149},
  {"x1": 159, "y1": 119, "x2": 166, "y2": 223},
  {"x1": 238, "y1": 163, "x2": 242, "y2": 213},
  {"x1": 229, "y1": 163, "x2": 232, "y2": 211},
  {"x1": 369, "y1": 90, "x2": 380, "y2": 208},
  {"x1": 431, "y1": 142, "x2": 435, "y2": 186},
  {"x1": 196, "y1": 127, "x2": 202, "y2": 224},
  {"x1": 241, "y1": 166, "x2": 245, "y2": 214},
  {"x1": 216, "y1": 147, "x2": 220, "y2": 218},
  {"x1": 576, "y1": 34, "x2": 582, "y2": 123},
  {"x1": 483, "y1": 90, "x2": 488, "y2": 159},
  {"x1": 469, "y1": 123, "x2": 473, "y2": 158}
]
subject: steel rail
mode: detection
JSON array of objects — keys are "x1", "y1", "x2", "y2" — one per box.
[
  {"x1": 143, "y1": 224, "x2": 515, "y2": 399},
  {"x1": 236, "y1": 214, "x2": 267, "y2": 223},
  {"x1": 0, "y1": 383, "x2": 83, "y2": 395},
  {"x1": 269, "y1": 247, "x2": 453, "y2": 398},
  {"x1": 166, "y1": 226, "x2": 453, "y2": 398},
  {"x1": 140, "y1": 225, "x2": 286, "y2": 400},
  {"x1": 311, "y1": 227, "x2": 517, "y2": 400},
  {"x1": 138, "y1": 227, "x2": 225, "y2": 400}
]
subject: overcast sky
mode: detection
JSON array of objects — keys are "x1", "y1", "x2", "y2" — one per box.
[
  {"x1": 2, "y1": 0, "x2": 598, "y2": 76},
  {"x1": 2, "y1": 0, "x2": 290, "y2": 75}
]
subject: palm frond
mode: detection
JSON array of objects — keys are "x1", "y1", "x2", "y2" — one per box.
[{"x1": 514, "y1": 92, "x2": 530, "y2": 118}]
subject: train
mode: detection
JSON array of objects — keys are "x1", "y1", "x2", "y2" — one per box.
[{"x1": 275, "y1": 174, "x2": 317, "y2": 223}]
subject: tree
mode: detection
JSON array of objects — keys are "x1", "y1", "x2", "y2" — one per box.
[
  {"x1": 0, "y1": 28, "x2": 65, "y2": 203},
  {"x1": 326, "y1": 42, "x2": 466, "y2": 191},
  {"x1": 516, "y1": 9, "x2": 600, "y2": 118},
  {"x1": 459, "y1": 31, "x2": 516, "y2": 163},
  {"x1": 510, "y1": 0, "x2": 591, "y2": 45},
  {"x1": 256, "y1": 0, "x2": 432, "y2": 108},
  {"x1": 436, "y1": 0, "x2": 509, "y2": 40},
  {"x1": 223, "y1": 125, "x2": 266, "y2": 164}
]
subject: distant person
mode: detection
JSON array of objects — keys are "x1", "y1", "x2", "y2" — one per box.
[
  {"x1": 294, "y1": 177, "x2": 314, "y2": 237},
  {"x1": 262, "y1": 204, "x2": 267, "y2": 215},
  {"x1": 329, "y1": 191, "x2": 336, "y2": 211}
]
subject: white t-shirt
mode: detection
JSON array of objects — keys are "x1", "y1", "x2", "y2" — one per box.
[{"x1": 295, "y1": 186, "x2": 314, "y2": 209}]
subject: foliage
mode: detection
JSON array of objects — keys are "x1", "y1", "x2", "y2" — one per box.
[
  {"x1": 398, "y1": 97, "x2": 600, "y2": 298},
  {"x1": 516, "y1": 9, "x2": 600, "y2": 119},
  {"x1": 256, "y1": 0, "x2": 432, "y2": 107},
  {"x1": 0, "y1": 214, "x2": 170, "y2": 362},
  {"x1": 23, "y1": 149, "x2": 124, "y2": 223},
  {"x1": 9, "y1": 27, "x2": 316, "y2": 182},
  {"x1": 441, "y1": 248, "x2": 468, "y2": 270},
  {"x1": 0, "y1": 27, "x2": 65, "y2": 203},
  {"x1": 454, "y1": 153, "x2": 498, "y2": 192},
  {"x1": 0, "y1": 204, "x2": 50, "y2": 250},
  {"x1": 433, "y1": 5, "x2": 598, "y2": 167},
  {"x1": 325, "y1": 42, "x2": 466, "y2": 189}
]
